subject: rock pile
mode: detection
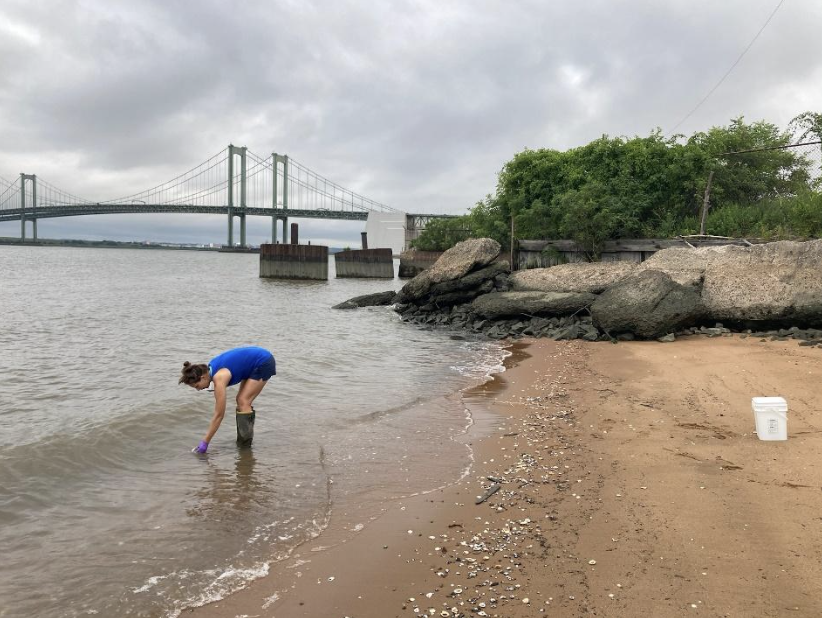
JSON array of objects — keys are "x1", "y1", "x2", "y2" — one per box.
[
  {"x1": 334, "y1": 238, "x2": 822, "y2": 343},
  {"x1": 391, "y1": 239, "x2": 601, "y2": 340},
  {"x1": 637, "y1": 240, "x2": 822, "y2": 325}
]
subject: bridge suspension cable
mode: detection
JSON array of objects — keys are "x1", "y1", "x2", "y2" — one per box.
[
  {"x1": 1, "y1": 173, "x2": 92, "y2": 212},
  {"x1": 101, "y1": 148, "x2": 230, "y2": 206},
  {"x1": 288, "y1": 155, "x2": 395, "y2": 213},
  {"x1": 34, "y1": 178, "x2": 93, "y2": 207},
  {"x1": 243, "y1": 150, "x2": 396, "y2": 214},
  {"x1": 0, "y1": 175, "x2": 20, "y2": 211}
]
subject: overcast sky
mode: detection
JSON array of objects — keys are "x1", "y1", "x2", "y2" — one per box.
[{"x1": 1, "y1": 0, "x2": 820, "y2": 246}]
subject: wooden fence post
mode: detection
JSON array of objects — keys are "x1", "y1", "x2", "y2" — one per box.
[
  {"x1": 510, "y1": 215, "x2": 516, "y2": 270},
  {"x1": 699, "y1": 171, "x2": 715, "y2": 235}
]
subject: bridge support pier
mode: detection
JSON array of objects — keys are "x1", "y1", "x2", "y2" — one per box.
[
  {"x1": 226, "y1": 144, "x2": 247, "y2": 247},
  {"x1": 226, "y1": 214, "x2": 247, "y2": 248},
  {"x1": 20, "y1": 173, "x2": 37, "y2": 241},
  {"x1": 272, "y1": 153, "x2": 289, "y2": 244},
  {"x1": 268, "y1": 215, "x2": 289, "y2": 245}
]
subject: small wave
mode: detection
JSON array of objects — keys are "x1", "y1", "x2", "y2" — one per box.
[
  {"x1": 450, "y1": 340, "x2": 511, "y2": 381},
  {"x1": 162, "y1": 562, "x2": 271, "y2": 618},
  {"x1": 131, "y1": 574, "x2": 168, "y2": 594},
  {"x1": 173, "y1": 516, "x2": 330, "y2": 615},
  {"x1": 128, "y1": 511, "x2": 333, "y2": 618}
]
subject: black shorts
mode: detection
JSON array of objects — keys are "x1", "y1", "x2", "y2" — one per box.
[{"x1": 248, "y1": 355, "x2": 276, "y2": 381}]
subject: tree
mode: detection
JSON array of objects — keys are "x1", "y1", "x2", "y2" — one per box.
[
  {"x1": 789, "y1": 111, "x2": 822, "y2": 142},
  {"x1": 788, "y1": 111, "x2": 822, "y2": 189},
  {"x1": 689, "y1": 117, "x2": 810, "y2": 205},
  {"x1": 554, "y1": 182, "x2": 625, "y2": 260}
]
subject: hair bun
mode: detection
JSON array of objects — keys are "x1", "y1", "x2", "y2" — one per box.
[{"x1": 183, "y1": 361, "x2": 191, "y2": 368}]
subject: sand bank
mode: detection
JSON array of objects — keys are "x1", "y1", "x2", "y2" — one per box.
[{"x1": 190, "y1": 336, "x2": 822, "y2": 618}]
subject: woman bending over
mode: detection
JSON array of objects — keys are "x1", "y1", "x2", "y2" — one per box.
[{"x1": 179, "y1": 346, "x2": 276, "y2": 453}]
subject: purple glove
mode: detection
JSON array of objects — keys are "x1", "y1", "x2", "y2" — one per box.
[{"x1": 192, "y1": 440, "x2": 209, "y2": 454}]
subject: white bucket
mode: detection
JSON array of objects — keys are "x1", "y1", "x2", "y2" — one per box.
[{"x1": 752, "y1": 396, "x2": 788, "y2": 441}]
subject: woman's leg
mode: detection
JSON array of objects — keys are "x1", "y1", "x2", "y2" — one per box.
[
  {"x1": 236, "y1": 378, "x2": 267, "y2": 412},
  {"x1": 235, "y1": 379, "x2": 268, "y2": 447}
]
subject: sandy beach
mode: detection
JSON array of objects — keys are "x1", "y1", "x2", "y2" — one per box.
[{"x1": 190, "y1": 336, "x2": 822, "y2": 618}]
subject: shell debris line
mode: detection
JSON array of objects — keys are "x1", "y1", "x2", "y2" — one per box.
[{"x1": 401, "y1": 340, "x2": 612, "y2": 617}]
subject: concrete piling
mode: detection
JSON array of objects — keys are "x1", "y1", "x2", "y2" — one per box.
[
  {"x1": 259, "y1": 243, "x2": 329, "y2": 280},
  {"x1": 334, "y1": 248, "x2": 394, "y2": 278},
  {"x1": 398, "y1": 250, "x2": 444, "y2": 278}
]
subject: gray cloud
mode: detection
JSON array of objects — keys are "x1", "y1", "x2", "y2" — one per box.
[{"x1": 1, "y1": 0, "x2": 820, "y2": 243}]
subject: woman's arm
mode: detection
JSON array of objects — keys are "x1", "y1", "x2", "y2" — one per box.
[{"x1": 203, "y1": 370, "x2": 231, "y2": 442}]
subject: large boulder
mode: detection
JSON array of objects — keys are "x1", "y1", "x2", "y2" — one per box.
[
  {"x1": 511, "y1": 261, "x2": 637, "y2": 294},
  {"x1": 472, "y1": 291, "x2": 597, "y2": 319},
  {"x1": 590, "y1": 270, "x2": 704, "y2": 339},
  {"x1": 639, "y1": 240, "x2": 822, "y2": 325},
  {"x1": 701, "y1": 241, "x2": 822, "y2": 324},
  {"x1": 396, "y1": 238, "x2": 502, "y2": 303},
  {"x1": 636, "y1": 247, "x2": 714, "y2": 288},
  {"x1": 434, "y1": 279, "x2": 497, "y2": 307},
  {"x1": 333, "y1": 290, "x2": 397, "y2": 309},
  {"x1": 428, "y1": 261, "x2": 510, "y2": 296}
]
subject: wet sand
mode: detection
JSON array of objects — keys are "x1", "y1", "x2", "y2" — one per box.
[{"x1": 190, "y1": 336, "x2": 822, "y2": 618}]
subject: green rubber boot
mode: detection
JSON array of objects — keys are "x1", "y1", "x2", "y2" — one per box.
[{"x1": 236, "y1": 408, "x2": 255, "y2": 448}]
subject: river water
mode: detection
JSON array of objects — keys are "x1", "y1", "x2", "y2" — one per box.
[{"x1": 0, "y1": 245, "x2": 507, "y2": 617}]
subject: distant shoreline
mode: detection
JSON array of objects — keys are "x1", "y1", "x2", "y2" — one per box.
[{"x1": 0, "y1": 237, "x2": 227, "y2": 251}]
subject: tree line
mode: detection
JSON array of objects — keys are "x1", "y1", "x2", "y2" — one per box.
[{"x1": 412, "y1": 113, "x2": 822, "y2": 258}]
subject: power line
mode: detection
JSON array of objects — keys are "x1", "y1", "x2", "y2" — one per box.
[
  {"x1": 669, "y1": 0, "x2": 786, "y2": 134},
  {"x1": 718, "y1": 139, "x2": 821, "y2": 156}
]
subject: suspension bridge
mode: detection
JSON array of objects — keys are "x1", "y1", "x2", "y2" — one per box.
[{"x1": 0, "y1": 145, "x2": 416, "y2": 247}]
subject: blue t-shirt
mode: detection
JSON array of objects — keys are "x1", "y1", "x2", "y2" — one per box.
[{"x1": 209, "y1": 346, "x2": 274, "y2": 386}]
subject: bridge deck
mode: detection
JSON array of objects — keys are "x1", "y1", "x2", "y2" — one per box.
[{"x1": 0, "y1": 204, "x2": 369, "y2": 222}]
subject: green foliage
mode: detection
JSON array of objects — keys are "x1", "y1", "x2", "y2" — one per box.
[
  {"x1": 464, "y1": 195, "x2": 510, "y2": 247},
  {"x1": 788, "y1": 112, "x2": 822, "y2": 190},
  {"x1": 554, "y1": 182, "x2": 631, "y2": 260},
  {"x1": 486, "y1": 115, "x2": 818, "y2": 244},
  {"x1": 689, "y1": 117, "x2": 809, "y2": 206},
  {"x1": 410, "y1": 113, "x2": 821, "y2": 252},
  {"x1": 703, "y1": 191, "x2": 822, "y2": 240},
  {"x1": 410, "y1": 216, "x2": 473, "y2": 251}
]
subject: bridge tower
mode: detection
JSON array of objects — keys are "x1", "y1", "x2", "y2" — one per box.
[
  {"x1": 272, "y1": 153, "x2": 289, "y2": 243},
  {"x1": 226, "y1": 145, "x2": 247, "y2": 247},
  {"x1": 19, "y1": 173, "x2": 37, "y2": 241}
]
